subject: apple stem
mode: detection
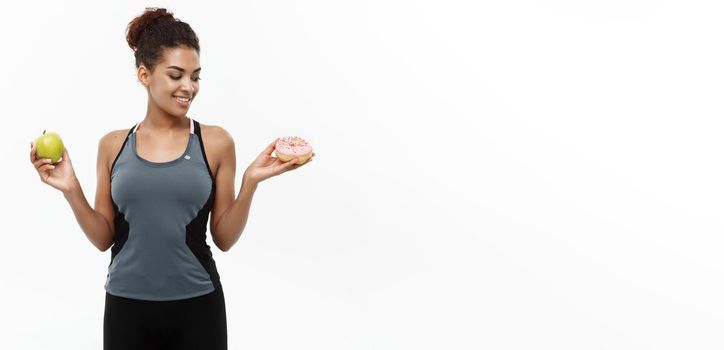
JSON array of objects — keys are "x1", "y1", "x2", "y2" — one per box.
[{"x1": 43, "y1": 130, "x2": 46, "y2": 135}]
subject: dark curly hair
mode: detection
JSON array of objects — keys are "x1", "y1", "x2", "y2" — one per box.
[{"x1": 125, "y1": 7, "x2": 200, "y2": 72}]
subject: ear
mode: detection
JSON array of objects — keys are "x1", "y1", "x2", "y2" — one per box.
[{"x1": 137, "y1": 65, "x2": 151, "y2": 87}]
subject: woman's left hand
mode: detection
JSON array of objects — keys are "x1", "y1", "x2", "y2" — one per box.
[{"x1": 243, "y1": 138, "x2": 314, "y2": 185}]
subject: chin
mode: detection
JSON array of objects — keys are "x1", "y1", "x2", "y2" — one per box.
[{"x1": 164, "y1": 107, "x2": 188, "y2": 117}]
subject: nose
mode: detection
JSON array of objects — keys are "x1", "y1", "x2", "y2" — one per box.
[{"x1": 179, "y1": 77, "x2": 194, "y2": 94}]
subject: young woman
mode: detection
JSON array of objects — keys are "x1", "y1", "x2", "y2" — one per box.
[{"x1": 29, "y1": 7, "x2": 314, "y2": 349}]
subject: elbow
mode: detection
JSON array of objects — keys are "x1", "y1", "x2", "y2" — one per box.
[
  {"x1": 97, "y1": 239, "x2": 113, "y2": 253},
  {"x1": 216, "y1": 241, "x2": 230, "y2": 252},
  {"x1": 212, "y1": 229, "x2": 233, "y2": 252},
  {"x1": 213, "y1": 237, "x2": 229, "y2": 252}
]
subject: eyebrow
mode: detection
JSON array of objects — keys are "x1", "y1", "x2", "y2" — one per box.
[{"x1": 167, "y1": 66, "x2": 201, "y2": 73}]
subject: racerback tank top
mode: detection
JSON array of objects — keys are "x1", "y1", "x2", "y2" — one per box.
[{"x1": 105, "y1": 118, "x2": 221, "y2": 301}]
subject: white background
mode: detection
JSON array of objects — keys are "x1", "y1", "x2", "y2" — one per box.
[{"x1": 2, "y1": 0, "x2": 723, "y2": 349}]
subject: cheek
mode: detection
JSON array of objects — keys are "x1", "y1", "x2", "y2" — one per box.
[
  {"x1": 151, "y1": 81, "x2": 174, "y2": 96},
  {"x1": 149, "y1": 88, "x2": 173, "y2": 107}
]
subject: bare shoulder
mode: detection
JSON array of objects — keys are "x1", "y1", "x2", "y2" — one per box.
[
  {"x1": 198, "y1": 122, "x2": 233, "y2": 143},
  {"x1": 197, "y1": 122, "x2": 235, "y2": 175},
  {"x1": 99, "y1": 128, "x2": 132, "y2": 171}
]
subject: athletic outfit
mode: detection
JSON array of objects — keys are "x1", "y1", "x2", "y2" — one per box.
[{"x1": 103, "y1": 118, "x2": 227, "y2": 349}]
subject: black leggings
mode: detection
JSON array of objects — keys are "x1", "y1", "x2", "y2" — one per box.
[{"x1": 103, "y1": 286, "x2": 227, "y2": 350}]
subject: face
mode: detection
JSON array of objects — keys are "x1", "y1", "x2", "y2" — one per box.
[{"x1": 137, "y1": 46, "x2": 201, "y2": 117}]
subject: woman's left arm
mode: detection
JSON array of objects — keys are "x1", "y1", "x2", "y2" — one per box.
[
  {"x1": 207, "y1": 126, "x2": 244, "y2": 252},
  {"x1": 209, "y1": 127, "x2": 313, "y2": 252}
]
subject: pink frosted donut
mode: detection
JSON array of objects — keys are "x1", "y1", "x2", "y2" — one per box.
[{"x1": 274, "y1": 136, "x2": 313, "y2": 164}]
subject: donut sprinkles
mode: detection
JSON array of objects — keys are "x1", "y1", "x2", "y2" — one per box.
[{"x1": 275, "y1": 136, "x2": 313, "y2": 163}]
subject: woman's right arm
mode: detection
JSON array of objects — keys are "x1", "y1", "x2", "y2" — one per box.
[
  {"x1": 31, "y1": 132, "x2": 118, "y2": 252},
  {"x1": 66, "y1": 133, "x2": 120, "y2": 252}
]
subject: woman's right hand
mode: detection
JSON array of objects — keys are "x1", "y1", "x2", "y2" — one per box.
[{"x1": 30, "y1": 142, "x2": 78, "y2": 195}]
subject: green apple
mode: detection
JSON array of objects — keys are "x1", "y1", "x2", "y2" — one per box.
[{"x1": 34, "y1": 130, "x2": 65, "y2": 164}]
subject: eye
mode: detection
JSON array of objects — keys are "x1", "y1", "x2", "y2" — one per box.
[{"x1": 169, "y1": 75, "x2": 201, "y2": 82}]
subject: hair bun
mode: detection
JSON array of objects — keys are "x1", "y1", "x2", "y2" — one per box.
[{"x1": 126, "y1": 7, "x2": 177, "y2": 51}]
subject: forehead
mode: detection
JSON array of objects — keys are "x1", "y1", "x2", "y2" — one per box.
[{"x1": 158, "y1": 46, "x2": 200, "y2": 70}]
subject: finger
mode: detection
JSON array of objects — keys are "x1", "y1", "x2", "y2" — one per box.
[
  {"x1": 58, "y1": 148, "x2": 67, "y2": 164},
  {"x1": 51, "y1": 148, "x2": 67, "y2": 165},
  {"x1": 30, "y1": 143, "x2": 37, "y2": 162},
  {"x1": 33, "y1": 157, "x2": 53, "y2": 169},
  {"x1": 295, "y1": 157, "x2": 312, "y2": 167},
  {"x1": 294, "y1": 157, "x2": 312, "y2": 168},
  {"x1": 262, "y1": 138, "x2": 279, "y2": 157},
  {"x1": 285, "y1": 158, "x2": 300, "y2": 169},
  {"x1": 277, "y1": 158, "x2": 298, "y2": 172},
  {"x1": 38, "y1": 162, "x2": 56, "y2": 173}
]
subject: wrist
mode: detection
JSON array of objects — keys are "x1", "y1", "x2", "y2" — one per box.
[
  {"x1": 63, "y1": 177, "x2": 81, "y2": 199},
  {"x1": 242, "y1": 173, "x2": 259, "y2": 190}
]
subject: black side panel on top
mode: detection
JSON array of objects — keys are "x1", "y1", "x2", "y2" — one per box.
[
  {"x1": 185, "y1": 181, "x2": 221, "y2": 289},
  {"x1": 193, "y1": 120, "x2": 215, "y2": 182},
  {"x1": 109, "y1": 201, "x2": 130, "y2": 267},
  {"x1": 110, "y1": 124, "x2": 137, "y2": 173}
]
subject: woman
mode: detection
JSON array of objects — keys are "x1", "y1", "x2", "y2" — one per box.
[{"x1": 28, "y1": 7, "x2": 313, "y2": 349}]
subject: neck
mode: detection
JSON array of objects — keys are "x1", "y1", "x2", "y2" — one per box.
[{"x1": 142, "y1": 99, "x2": 189, "y2": 132}]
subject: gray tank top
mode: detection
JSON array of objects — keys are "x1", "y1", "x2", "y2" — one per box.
[{"x1": 105, "y1": 118, "x2": 221, "y2": 301}]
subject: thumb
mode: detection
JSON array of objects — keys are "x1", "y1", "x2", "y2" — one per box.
[
  {"x1": 287, "y1": 158, "x2": 298, "y2": 166},
  {"x1": 59, "y1": 147, "x2": 70, "y2": 163},
  {"x1": 279, "y1": 158, "x2": 297, "y2": 171}
]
